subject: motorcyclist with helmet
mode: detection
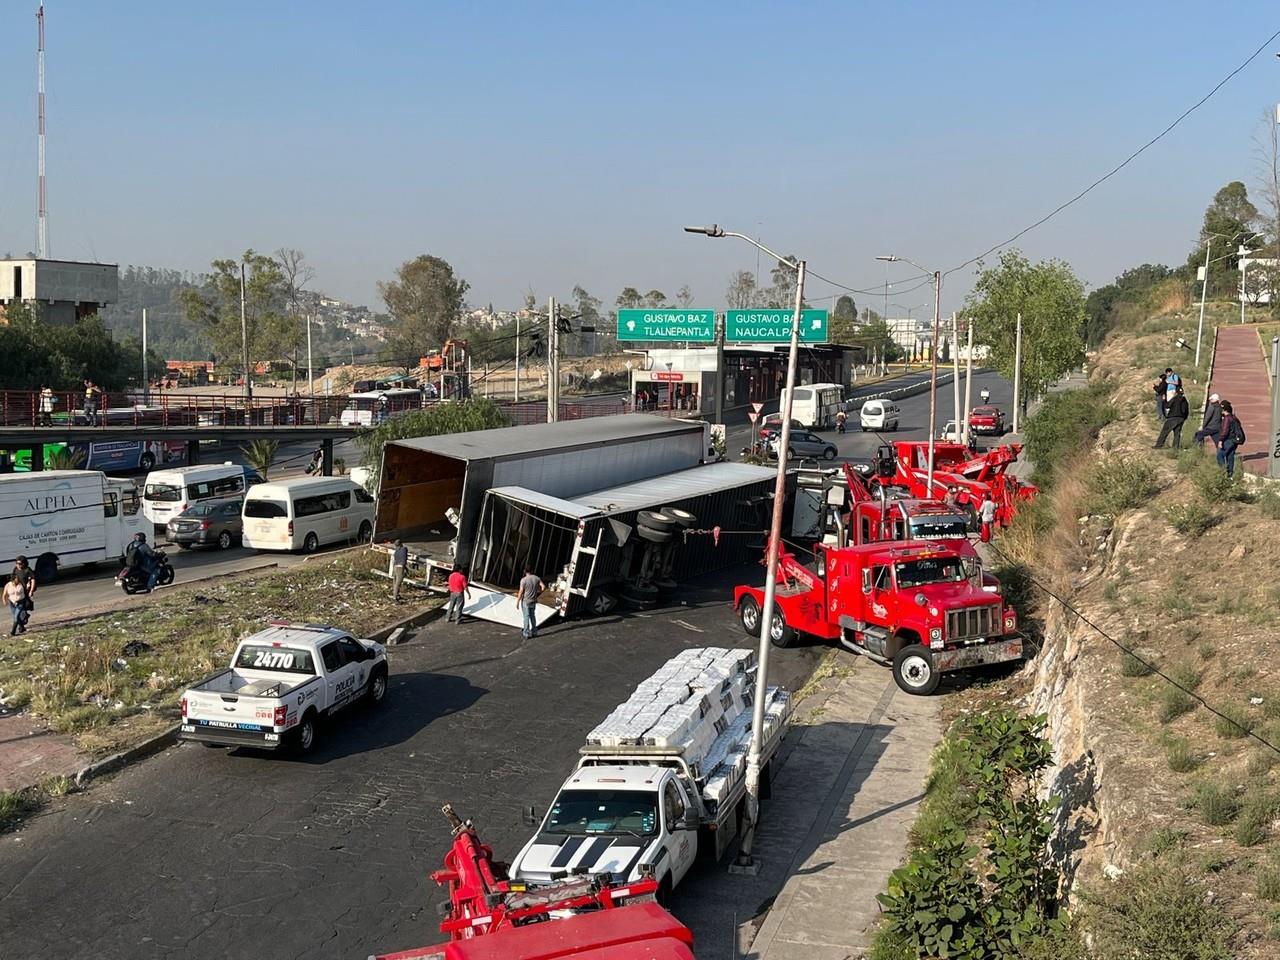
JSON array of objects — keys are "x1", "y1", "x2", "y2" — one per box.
[{"x1": 126, "y1": 532, "x2": 160, "y2": 591}]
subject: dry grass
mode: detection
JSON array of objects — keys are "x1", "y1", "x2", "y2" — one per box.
[{"x1": 0, "y1": 551, "x2": 439, "y2": 754}]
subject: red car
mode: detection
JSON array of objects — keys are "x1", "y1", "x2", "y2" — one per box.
[
  {"x1": 968, "y1": 405, "x2": 1005, "y2": 435},
  {"x1": 758, "y1": 414, "x2": 805, "y2": 440}
]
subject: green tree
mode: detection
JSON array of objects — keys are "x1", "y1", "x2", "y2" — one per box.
[
  {"x1": 765, "y1": 255, "x2": 801, "y2": 308},
  {"x1": 0, "y1": 303, "x2": 147, "y2": 390},
  {"x1": 179, "y1": 250, "x2": 293, "y2": 378},
  {"x1": 829, "y1": 295, "x2": 858, "y2": 346},
  {"x1": 616, "y1": 287, "x2": 644, "y2": 310},
  {"x1": 379, "y1": 255, "x2": 470, "y2": 364},
  {"x1": 240, "y1": 439, "x2": 280, "y2": 480},
  {"x1": 1187, "y1": 181, "x2": 1260, "y2": 297},
  {"x1": 642, "y1": 289, "x2": 668, "y2": 308},
  {"x1": 675, "y1": 284, "x2": 694, "y2": 308},
  {"x1": 965, "y1": 250, "x2": 1086, "y2": 403},
  {"x1": 357, "y1": 398, "x2": 510, "y2": 488}
]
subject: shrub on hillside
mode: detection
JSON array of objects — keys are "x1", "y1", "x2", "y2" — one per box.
[
  {"x1": 1081, "y1": 856, "x2": 1235, "y2": 960},
  {"x1": 1087, "y1": 456, "x2": 1160, "y2": 515},
  {"x1": 1164, "y1": 501, "x2": 1220, "y2": 536},
  {"x1": 1191, "y1": 462, "x2": 1252, "y2": 503},
  {"x1": 1021, "y1": 384, "x2": 1116, "y2": 488}
]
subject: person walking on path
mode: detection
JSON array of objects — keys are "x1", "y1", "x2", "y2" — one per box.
[
  {"x1": 11, "y1": 556, "x2": 36, "y2": 632},
  {"x1": 446, "y1": 565, "x2": 472, "y2": 623},
  {"x1": 1195, "y1": 393, "x2": 1223, "y2": 449},
  {"x1": 517, "y1": 566, "x2": 545, "y2": 639},
  {"x1": 1154, "y1": 385, "x2": 1189, "y2": 449},
  {"x1": 391, "y1": 539, "x2": 409, "y2": 602},
  {"x1": 1216, "y1": 401, "x2": 1246, "y2": 480},
  {"x1": 1153, "y1": 371, "x2": 1169, "y2": 420},
  {"x1": 38, "y1": 385, "x2": 55, "y2": 426},
  {"x1": 4, "y1": 573, "x2": 28, "y2": 636}
]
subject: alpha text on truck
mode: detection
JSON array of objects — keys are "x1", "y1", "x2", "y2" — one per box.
[
  {"x1": 0, "y1": 470, "x2": 149, "y2": 582},
  {"x1": 735, "y1": 539, "x2": 1022, "y2": 695},
  {"x1": 510, "y1": 647, "x2": 791, "y2": 900},
  {"x1": 179, "y1": 623, "x2": 388, "y2": 753}
]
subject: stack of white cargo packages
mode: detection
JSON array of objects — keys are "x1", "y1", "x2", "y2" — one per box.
[{"x1": 584, "y1": 647, "x2": 792, "y2": 814}]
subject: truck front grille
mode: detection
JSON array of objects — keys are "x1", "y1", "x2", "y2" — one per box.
[{"x1": 947, "y1": 605, "x2": 999, "y2": 641}]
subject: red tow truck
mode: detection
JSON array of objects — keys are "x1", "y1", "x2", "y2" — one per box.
[
  {"x1": 841, "y1": 463, "x2": 971, "y2": 545},
  {"x1": 733, "y1": 539, "x2": 1022, "y2": 695},
  {"x1": 874, "y1": 440, "x2": 1037, "y2": 528},
  {"x1": 372, "y1": 805, "x2": 695, "y2": 960}
]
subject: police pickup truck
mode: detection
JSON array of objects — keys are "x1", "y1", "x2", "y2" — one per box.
[{"x1": 179, "y1": 623, "x2": 388, "y2": 753}]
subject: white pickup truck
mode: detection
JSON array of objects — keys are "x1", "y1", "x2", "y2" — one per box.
[
  {"x1": 510, "y1": 647, "x2": 791, "y2": 901},
  {"x1": 179, "y1": 623, "x2": 388, "y2": 753}
]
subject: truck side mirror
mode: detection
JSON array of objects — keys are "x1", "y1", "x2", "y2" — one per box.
[
  {"x1": 861, "y1": 570, "x2": 872, "y2": 594},
  {"x1": 521, "y1": 805, "x2": 539, "y2": 827},
  {"x1": 675, "y1": 812, "x2": 700, "y2": 831}
]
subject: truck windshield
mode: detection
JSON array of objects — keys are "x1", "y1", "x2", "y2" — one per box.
[
  {"x1": 896, "y1": 557, "x2": 967, "y2": 586},
  {"x1": 544, "y1": 790, "x2": 659, "y2": 837},
  {"x1": 144, "y1": 483, "x2": 182, "y2": 502},
  {"x1": 909, "y1": 517, "x2": 968, "y2": 539},
  {"x1": 234, "y1": 645, "x2": 316, "y2": 674}
]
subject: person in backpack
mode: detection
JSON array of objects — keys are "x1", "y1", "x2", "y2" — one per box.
[
  {"x1": 1154, "y1": 385, "x2": 1189, "y2": 449},
  {"x1": 1216, "y1": 401, "x2": 1246, "y2": 479},
  {"x1": 1195, "y1": 393, "x2": 1223, "y2": 449}
]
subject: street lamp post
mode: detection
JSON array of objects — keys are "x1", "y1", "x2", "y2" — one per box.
[
  {"x1": 684, "y1": 224, "x2": 805, "y2": 872},
  {"x1": 878, "y1": 255, "x2": 942, "y2": 493}
]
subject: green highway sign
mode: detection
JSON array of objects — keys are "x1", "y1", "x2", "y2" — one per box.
[
  {"x1": 725, "y1": 309, "x2": 829, "y2": 343},
  {"x1": 617, "y1": 309, "x2": 716, "y2": 342}
]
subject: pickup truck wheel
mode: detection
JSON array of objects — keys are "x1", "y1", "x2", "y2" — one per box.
[
  {"x1": 293, "y1": 711, "x2": 318, "y2": 754},
  {"x1": 367, "y1": 667, "x2": 388, "y2": 705},
  {"x1": 739, "y1": 596, "x2": 761, "y2": 637},
  {"x1": 893, "y1": 644, "x2": 940, "y2": 695}
]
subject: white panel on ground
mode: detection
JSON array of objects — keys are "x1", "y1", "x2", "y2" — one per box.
[{"x1": 463, "y1": 584, "x2": 557, "y2": 629}]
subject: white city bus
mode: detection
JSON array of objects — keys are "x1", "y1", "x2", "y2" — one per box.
[
  {"x1": 779, "y1": 383, "x2": 845, "y2": 429},
  {"x1": 240, "y1": 477, "x2": 375, "y2": 553},
  {"x1": 338, "y1": 388, "x2": 423, "y2": 427}
]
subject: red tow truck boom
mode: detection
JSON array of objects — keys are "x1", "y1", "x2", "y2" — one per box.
[
  {"x1": 875, "y1": 441, "x2": 1037, "y2": 527},
  {"x1": 371, "y1": 805, "x2": 695, "y2": 960}
]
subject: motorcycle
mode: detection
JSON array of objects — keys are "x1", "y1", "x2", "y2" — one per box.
[{"x1": 117, "y1": 551, "x2": 175, "y2": 595}]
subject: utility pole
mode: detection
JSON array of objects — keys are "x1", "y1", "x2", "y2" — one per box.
[
  {"x1": 1195, "y1": 241, "x2": 1211, "y2": 368},
  {"x1": 514, "y1": 311, "x2": 521, "y2": 402},
  {"x1": 713, "y1": 313, "x2": 725, "y2": 426},
  {"x1": 1012, "y1": 312, "x2": 1023, "y2": 434},
  {"x1": 1240, "y1": 246, "x2": 1249, "y2": 325},
  {"x1": 1269, "y1": 336, "x2": 1279, "y2": 480},
  {"x1": 962, "y1": 321, "x2": 974, "y2": 445},
  {"x1": 950, "y1": 312, "x2": 961, "y2": 437},
  {"x1": 240, "y1": 262, "x2": 252, "y2": 403},
  {"x1": 306, "y1": 312, "x2": 315, "y2": 397},
  {"x1": 925, "y1": 272, "x2": 941, "y2": 492},
  {"x1": 547, "y1": 296, "x2": 559, "y2": 422},
  {"x1": 141, "y1": 308, "x2": 148, "y2": 400},
  {"x1": 37, "y1": 3, "x2": 48, "y2": 259}
]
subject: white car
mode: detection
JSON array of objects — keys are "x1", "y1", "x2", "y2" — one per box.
[
  {"x1": 859, "y1": 399, "x2": 900, "y2": 432},
  {"x1": 180, "y1": 623, "x2": 388, "y2": 753}
]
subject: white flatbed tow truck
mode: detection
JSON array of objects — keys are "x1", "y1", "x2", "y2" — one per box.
[{"x1": 510, "y1": 647, "x2": 791, "y2": 900}]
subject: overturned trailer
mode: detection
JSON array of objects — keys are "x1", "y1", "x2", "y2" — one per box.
[{"x1": 372, "y1": 414, "x2": 782, "y2": 627}]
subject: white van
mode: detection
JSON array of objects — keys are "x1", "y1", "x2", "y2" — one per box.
[
  {"x1": 241, "y1": 477, "x2": 375, "y2": 553},
  {"x1": 142, "y1": 463, "x2": 262, "y2": 528},
  {"x1": 859, "y1": 399, "x2": 900, "y2": 432}
]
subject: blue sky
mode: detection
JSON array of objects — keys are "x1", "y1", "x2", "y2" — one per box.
[{"x1": 0, "y1": 1, "x2": 1277, "y2": 316}]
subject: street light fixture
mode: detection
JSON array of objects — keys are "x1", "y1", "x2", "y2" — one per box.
[
  {"x1": 878, "y1": 255, "x2": 943, "y2": 493},
  {"x1": 683, "y1": 223, "x2": 806, "y2": 874}
]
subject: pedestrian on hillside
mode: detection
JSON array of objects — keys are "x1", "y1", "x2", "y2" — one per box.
[
  {"x1": 1153, "y1": 372, "x2": 1168, "y2": 420},
  {"x1": 1216, "y1": 401, "x2": 1246, "y2": 480},
  {"x1": 979, "y1": 494, "x2": 997, "y2": 543},
  {"x1": 517, "y1": 566, "x2": 545, "y2": 639},
  {"x1": 391, "y1": 539, "x2": 409, "y2": 602},
  {"x1": 446, "y1": 565, "x2": 472, "y2": 623},
  {"x1": 83, "y1": 379, "x2": 100, "y2": 427},
  {"x1": 1165, "y1": 367, "x2": 1181, "y2": 404},
  {"x1": 4, "y1": 573, "x2": 28, "y2": 636},
  {"x1": 38, "y1": 385, "x2": 55, "y2": 426},
  {"x1": 1195, "y1": 393, "x2": 1223, "y2": 449},
  {"x1": 1154, "y1": 385, "x2": 1189, "y2": 449}
]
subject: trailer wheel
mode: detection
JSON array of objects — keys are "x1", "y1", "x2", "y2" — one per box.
[
  {"x1": 636, "y1": 524, "x2": 673, "y2": 544},
  {"x1": 893, "y1": 644, "x2": 940, "y2": 695},
  {"x1": 636, "y1": 510, "x2": 677, "y2": 532},
  {"x1": 654, "y1": 577, "x2": 678, "y2": 595},
  {"x1": 139, "y1": 452, "x2": 156, "y2": 471},
  {"x1": 739, "y1": 596, "x2": 762, "y2": 636},
  {"x1": 659, "y1": 507, "x2": 697, "y2": 528},
  {"x1": 35, "y1": 552, "x2": 58, "y2": 584}
]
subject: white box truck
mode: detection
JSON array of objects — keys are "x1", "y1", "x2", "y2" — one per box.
[
  {"x1": 509, "y1": 647, "x2": 791, "y2": 901},
  {"x1": 0, "y1": 470, "x2": 150, "y2": 581}
]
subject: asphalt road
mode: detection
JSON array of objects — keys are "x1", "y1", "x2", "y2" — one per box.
[{"x1": 0, "y1": 569, "x2": 825, "y2": 960}]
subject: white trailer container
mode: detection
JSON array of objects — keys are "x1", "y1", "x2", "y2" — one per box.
[
  {"x1": 0, "y1": 470, "x2": 149, "y2": 581},
  {"x1": 510, "y1": 647, "x2": 791, "y2": 899}
]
